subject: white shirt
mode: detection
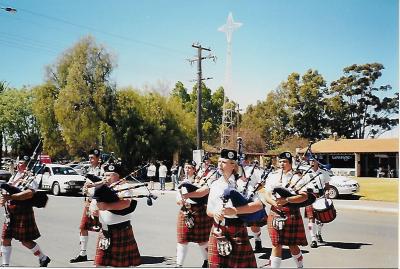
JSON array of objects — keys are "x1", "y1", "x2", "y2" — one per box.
[
  {"x1": 264, "y1": 169, "x2": 305, "y2": 197},
  {"x1": 176, "y1": 175, "x2": 197, "y2": 204},
  {"x1": 9, "y1": 171, "x2": 39, "y2": 191},
  {"x1": 158, "y1": 165, "x2": 168, "y2": 178},
  {"x1": 98, "y1": 182, "x2": 134, "y2": 226},
  {"x1": 305, "y1": 168, "x2": 331, "y2": 193},
  {"x1": 147, "y1": 164, "x2": 156, "y2": 177},
  {"x1": 207, "y1": 174, "x2": 239, "y2": 222}
]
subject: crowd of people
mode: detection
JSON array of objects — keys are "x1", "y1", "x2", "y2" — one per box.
[{"x1": 0, "y1": 147, "x2": 334, "y2": 268}]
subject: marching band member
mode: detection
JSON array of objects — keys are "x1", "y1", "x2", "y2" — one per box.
[
  {"x1": 94, "y1": 162, "x2": 141, "y2": 267},
  {"x1": 70, "y1": 149, "x2": 103, "y2": 263},
  {"x1": 237, "y1": 159, "x2": 268, "y2": 252},
  {"x1": 175, "y1": 160, "x2": 213, "y2": 268},
  {"x1": 262, "y1": 152, "x2": 308, "y2": 268},
  {"x1": 206, "y1": 149, "x2": 257, "y2": 268},
  {"x1": 304, "y1": 155, "x2": 331, "y2": 248},
  {"x1": 0, "y1": 157, "x2": 51, "y2": 267}
]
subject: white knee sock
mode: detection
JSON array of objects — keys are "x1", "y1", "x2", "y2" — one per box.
[
  {"x1": 30, "y1": 244, "x2": 45, "y2": 260},
  {"x1": 1, "y1": 246, "x2": 11, "y2": 266},
  {"x1": 176, "y1": 243, "x2": 188, "y2": 266},
  {"x1": 270, "y1": 256, "x2": 282, "y2": 268},
  {"x1": 80, "y1": 236, "x2": 88, "y2": 256},
  {"x1": 316, "y1": 222, "x2": 323, "y2": 235},
  {"x1": 308, "y1": 222, "x2": 316, "y2": 240},
  {"x1": 292, "y1": 252, "x2": 303, "y2": 268},
  {"x1": 198, "y1": 243, "x2": 208, "y2": 261}
]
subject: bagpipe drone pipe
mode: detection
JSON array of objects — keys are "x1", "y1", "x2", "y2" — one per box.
[
  {"x1": 0, "y1": 140, "x2": 48, "y2": 208},
  {"x1": 272, "y1": 171, "x2": 323, "y2": 208},
  {"x1": 177, "y1": 169, "x2": 219, "y2": 205},
  {"x1": 92, "y1": 182, "x2": 151, "y2": 215}
]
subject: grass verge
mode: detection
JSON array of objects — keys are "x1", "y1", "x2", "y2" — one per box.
[{"x1": 355, "y1": 177, "x2": 398, "y2": 202}]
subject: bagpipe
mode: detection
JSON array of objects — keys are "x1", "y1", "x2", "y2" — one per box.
[
  {"x1": 272, "y1": 170, "x2": 323, "y2": 209},
  {"x1": 0, "y1": 139, "x2": 49, "y2": 208},
  {"x1": 177, "y1": 168, "x2": 219, "y2": 205}
]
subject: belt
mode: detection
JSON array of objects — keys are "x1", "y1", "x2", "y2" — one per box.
[
  {"x1": 108, "y1": 221, "x2": 131, "y2": 230},
  {"x1": 215, "y1": 218, "x2": 243, "y2": 227}
]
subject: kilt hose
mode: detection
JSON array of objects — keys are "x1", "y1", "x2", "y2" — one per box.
[
  {"x1": 177, "y1": 204, "x2": 213, "y2": 244},
  {"x1": 304, "y1": 205, "x2": 316, "y2": 219},
  {"x1": 79, "y1": 206, "x2": 101, "y2": 232},
  {"x1": 95, "y1": 222, "x2": 141, "y2": 267},
  {"x1": 2, "y1": 204, "x2": 40, "y2": 241},
  {"x1": 208, "y1": 222, "x2": 257, "y2": 268},
  {"x1": 268, "y1": 206, "x2": 308, "y2": 247}
]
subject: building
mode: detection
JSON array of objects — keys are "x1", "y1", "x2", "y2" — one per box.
[{"x1": 299, "y1": 138, "x2": 399, "y2": 177}]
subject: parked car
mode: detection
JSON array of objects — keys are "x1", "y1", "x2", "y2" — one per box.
[
  {"x1": 35, "y1": 164, "x2": 86, "y2": 196},
  {"x1": 297, "y1": 165, "x2": 360, "y2": 199},
  {"x1": 326, "y1": 171, "x2": 360, "y2": 199}
]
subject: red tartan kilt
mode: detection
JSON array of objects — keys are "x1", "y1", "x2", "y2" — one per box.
[
  {"x1": 79, "y1": 206, "x2": 101, "y2": 232},
  {"x1": 208, "y1": 222, "x2": 257, "y2": 268},
  {"x1": 177, "y1": 204, "x2": 213, "y2": 244},
  {"x1": 304, "y1": 205, "x2": 316, "y2": 219},
  {"x1": 267, "y1": 206, "x2": 308, "y2": 247},
  {"x1": 95, "y1": 224, "x2": 141, "y2": 267},
  {"x1": 2, "y1": 204, "x2": 40, "y2": 241}
]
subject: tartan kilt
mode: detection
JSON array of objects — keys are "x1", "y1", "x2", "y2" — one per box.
[
  {"x1": 208, "y1": 222, "x2": 257, "y2": 268},
  {"x1": 94, "y1": 223, "x2": 141, "y2": 267},
  {"x1": 267, "y1": 206, "x2": 308, "y2": 247},
  {"x1": 79, "y1": 206, "x2": 101, "y2": 232},
  {"x1": 177, "y1": 204, "x2": 213, "y2": 244},
  {"x1": 2, "y1": 204, "x2": 40, "y2": 241}
]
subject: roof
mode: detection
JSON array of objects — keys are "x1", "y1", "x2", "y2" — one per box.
[{"x1": 299, "y1": 138, "x2": 399, "y2": 154}]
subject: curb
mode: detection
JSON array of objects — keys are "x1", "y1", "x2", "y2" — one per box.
[{"x1": 335, "y1": 204, "x2": 398, "y2": 214}]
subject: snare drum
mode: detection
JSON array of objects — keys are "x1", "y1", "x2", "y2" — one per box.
[{"x1": 312, "y1": 198, "x2": 336, "y2": 223}]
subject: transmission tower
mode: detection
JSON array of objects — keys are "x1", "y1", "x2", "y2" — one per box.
[{"x1": 218, "y1": 12, "x2": 242, "y2": 148}]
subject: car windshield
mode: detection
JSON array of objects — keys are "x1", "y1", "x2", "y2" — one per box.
[{"x1": 51, "y1": 167, "x2": 78, "y2": 175}]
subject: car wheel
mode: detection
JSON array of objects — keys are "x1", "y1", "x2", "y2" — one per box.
[
  {"x1": 327, "y1": 186, "x2": 339, "y2": 199},
  {"x1": 52, "y1": 182, "x2": 60, "y2": 196}
]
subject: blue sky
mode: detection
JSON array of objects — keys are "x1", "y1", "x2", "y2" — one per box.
[{"x1": 0, "y1": 0, "x2": 398, "y2": 130}]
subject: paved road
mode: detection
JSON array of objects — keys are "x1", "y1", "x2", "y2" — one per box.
[{"x1": 0, "y1": 189, "x2": 398, "y2": 268}]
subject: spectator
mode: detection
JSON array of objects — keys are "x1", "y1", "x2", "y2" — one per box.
[
  {"x1": 158, "y1": 161, "x2": 168, "y2": 191},
  {"x1": 147, "y1": 161, "x2": 157, "y2": 191},
  {"x1": 170, "y1": 161, "x2": 180, "y2": 190}
]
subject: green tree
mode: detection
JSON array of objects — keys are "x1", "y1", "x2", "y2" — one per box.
[
  {"x1": 280, "y1": 69, "x2": 327, "y2": 140},
  {"x1": 42, "y1": 36, "x2": 117, "y2": 156},
  {"x1": 326, "y1": 63, "x2": 399, "y2": 138}
]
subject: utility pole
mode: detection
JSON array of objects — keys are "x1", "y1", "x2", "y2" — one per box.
[{"x1": 188, "y1": 42, "x2": 216, "y2": 150}]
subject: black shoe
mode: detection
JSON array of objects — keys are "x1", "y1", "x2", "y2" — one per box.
[
  {"x1": 201, "y1": 260, "x2": 208, "y2": 268},
  {"x1": 317, "y1": 234, "x2": 324, "y2": 243},
  {"x1": 310, "y1": 240, "x2": 317, "y2": 248},
  {"x1": 39, "y1": 256, "x2": 51, "y2": 267},
  {"x1": 70, "y1": 254, "x2": 88, "y2": 263},
  {"x1": 255, "y1": 240, "x2": 262, "y2": 252}
]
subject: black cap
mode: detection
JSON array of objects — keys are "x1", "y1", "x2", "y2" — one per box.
[
  {"x1": 184, "y1": 159, "x2": 197, "y2": 167},
  {"x1": 89, "y1": 149, "x2": 100, "y2": 157},
  {"x1": 220, "y1": 149, "x2": 237, "y2": 161},
  {"x1": 309, "y1": 154, "x2": 318, "y2": 161},
  {"x1": 278, "y1": 152, "x2": 293, "y2": 161},
  {"x1": 103, "y1": 162, "x2": 122, "y2": 175}
]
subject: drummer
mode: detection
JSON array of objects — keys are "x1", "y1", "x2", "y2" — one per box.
[{"x1": 304, "y1": 155, "x2": 331, "y2": 248}]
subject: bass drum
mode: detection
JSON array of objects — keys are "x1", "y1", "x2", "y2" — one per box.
[{"x1": 312, "y1": 198, "x2": 336, "y2": 223}]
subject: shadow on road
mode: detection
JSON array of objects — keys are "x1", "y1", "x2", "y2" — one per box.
[
  {"x1": 258, "y1": 248, "x2": 310, "y2": 260},
  {"x1": 320, "y1": 241, "x2": 372, "y2": 249},
  {"x1": 141, "y1": 255, "x2": 172, "y2": 265},
  {"x1": 337, "y1": 194, "x2": 363, "y2": 200}
]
